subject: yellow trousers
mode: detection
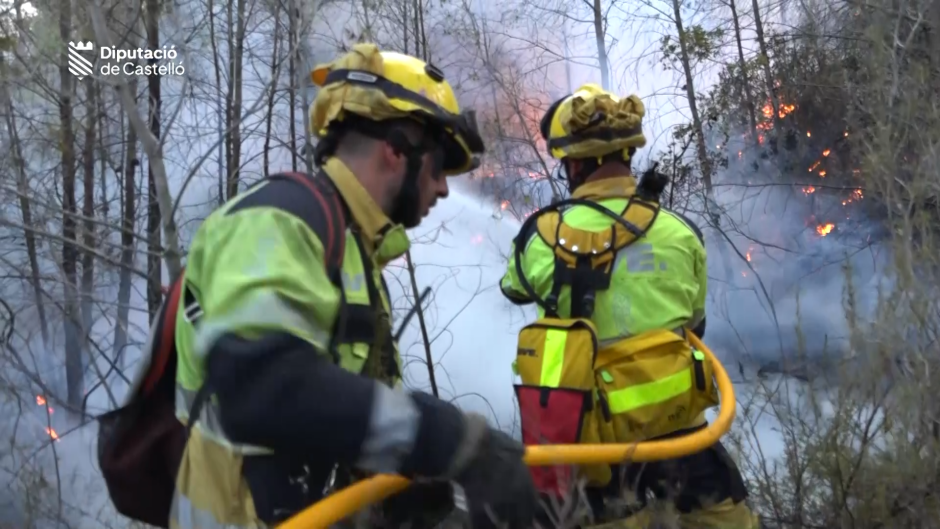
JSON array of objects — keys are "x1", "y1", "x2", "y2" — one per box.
[{"x1": 583, "y1": 498, "x2": 760, "y2": 529}]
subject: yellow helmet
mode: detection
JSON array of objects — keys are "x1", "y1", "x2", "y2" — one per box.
[
  {"x1": 310, "y1": 43, "x2": 485, "y2": 176},
  {"x1": 539, "y1": 83, "x2": 647, "y2": 162}
]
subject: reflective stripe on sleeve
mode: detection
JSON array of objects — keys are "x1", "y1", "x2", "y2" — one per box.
[
  {"x1": 355, "y1": 381, "x2": 421, "y2": 474},
  {"x1": 192, "y1": 290, "x2": 331, "y2": 361}
]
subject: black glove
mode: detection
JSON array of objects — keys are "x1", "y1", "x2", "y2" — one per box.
[
  {"x1": 380, "y1": 481, "x2": 455, "y2": 528},
  {"x1": 402, "y1": 393, "x2": 537, "y2": 529},
  {"x1": 447, "y1": 414, "x2": 538, "y2": 529}
]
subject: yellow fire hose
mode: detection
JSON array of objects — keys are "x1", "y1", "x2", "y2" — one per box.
[{"x1": 279, "y1": 333, "x2": 736, "y2": 529}]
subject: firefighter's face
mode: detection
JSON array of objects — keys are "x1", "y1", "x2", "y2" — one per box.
[{"x1": 383, "y1": 143, "x2": 448, "y2": 229}]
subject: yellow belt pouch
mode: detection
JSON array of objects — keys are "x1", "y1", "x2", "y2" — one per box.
[{"x1": 593, "y1": 329, "x2": 720, "y2": 444}]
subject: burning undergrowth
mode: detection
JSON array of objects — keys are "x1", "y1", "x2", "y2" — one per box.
[{"x1": 701, "y1": 98, "x2": 891, "y2": 381}]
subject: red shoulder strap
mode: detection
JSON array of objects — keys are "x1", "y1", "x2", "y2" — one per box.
[
  {"x1": 275, "y1": 171, "x2": 347, "y2": 272},
  {"x1": 142, "y1": 274, "x2": 184, "y2": 396}
]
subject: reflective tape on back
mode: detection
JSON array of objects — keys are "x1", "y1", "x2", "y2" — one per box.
[
  {"x1": 540, "y1": 329, "x2": 567, "y2": 387},
  {"x1": 606, "y1": 369, "x2": 692, "y2": 414}
]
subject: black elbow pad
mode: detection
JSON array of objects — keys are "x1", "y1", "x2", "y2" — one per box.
[{"x1": 205, "y1": 331, "x2": 374, "y2": 461}]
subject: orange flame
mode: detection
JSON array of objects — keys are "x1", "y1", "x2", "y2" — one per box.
[
  {"x1": 45, "y1": 427, "x2": 59, "y2": 441},
  {"x1": 761, "y1": 103, "x2": 796, "y2": 120},
  {"x1": 803, "y1": 186, "x2": 816, "y2": 194},
  {"x1": 842, "y1": 189, "x2": 864, "y2": 206},
  {"x1": 822, "y1": 149, "x2": 831, "y2": 157},
  {"x1": 816, "y1": 223, "x2": 835, "y2": 236},
  {"x1": 36, "y1": 395, "x2": 45, "y2": 406},
  {"x1": 500, "y1": 200, "x2": 509, "y2": 210}
]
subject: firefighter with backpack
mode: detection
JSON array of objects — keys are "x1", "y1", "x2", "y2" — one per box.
[
  {"x1": 99, "y1": 43, "x2": 538, "y2": 529},
  {"x1": 500, "y1": 84, "x2": 760, "y2": 528}
]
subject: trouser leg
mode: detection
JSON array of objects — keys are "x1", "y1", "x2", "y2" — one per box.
[{"x1": 677, "y1": 498, "x2": 760, "y2": 529}]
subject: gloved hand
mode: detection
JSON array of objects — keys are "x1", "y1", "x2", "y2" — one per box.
[
  {"x1": 443, "y1": 413, "x2": 538, "y2": 529},
  {"x1": 401, "y1": 392, "x2": 537, "y2": 528}
]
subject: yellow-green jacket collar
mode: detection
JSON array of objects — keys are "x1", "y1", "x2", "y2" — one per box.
[
  {"x1": 322, "y1": 158, "x2": 410, "y2": 265},
  {"x1": 572, "y1": 176, "x2": 638, "y2": 201}
]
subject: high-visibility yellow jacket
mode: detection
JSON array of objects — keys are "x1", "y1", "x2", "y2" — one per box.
[
  {"x1": 170, "y1": 159, "x2": 437, "y2": 528},
  {"x1": 500, "y1": 175, "x2": 707, "y2": 345}
]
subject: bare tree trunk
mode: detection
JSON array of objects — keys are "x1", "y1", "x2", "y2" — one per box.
[
  {"x1": 412, "y1": 0, "x2": 425, "y2": 60},
  {"x1": 225, "y1": 0, "x2": 246, "y2": 198},
  {"x1": 670, "y1": 0, "x2": 712, "y2": 190},
  {"x1": 287, "y1": 1, "x2": 298, "y2": 172},
  {"x1": 97, "y1": 92, "x2": 109, "y2": 221},
  {"x1": 146, "y1": 0, "x2": 163, "y2": 318},
  {"x1": 669, "y1": 0, "x2": 735, "y2": 286},
  {"x1": 263, "y1": 6, "x2": 281, "y2": 178},
  {"x1": 89, "y1": 6, "x2": 183, "y2": 282},
  {"x1": 113, "y1": 78, "x2": 139, "y2": 367},
  {"x1": 292, "y1": 0, "x2": 315, "y2": 173},
  {"x1": 403, "y1": 0, "x2": 409, "y2": 54},
  {"x1": 590, "y1": 0, "x2": 611, "y2": 90},
  {"x1": 750, "y1": 0, "x2": 783, "y2": 154},
  {"x1": 417, "y1": 0, "x2": 427, "y2": 61},
  {"x1": 562, "y1": 18, "x2": 573, "y2": 93},
  {"x1": 728, "y1": 0, "x2": 757, "y2": 140},
  {"x1": 0, "y1": 56, "x2": 50, "y2": 346},
  {"x1": 59, "y1": 0, "x2": 84, "y2": 409},
  {"x1": 80, "y1": 76, "x2": 98, "y2": 339},
  {"x1": 208, "y1": 0, "x2": 225, "y2": 204}
]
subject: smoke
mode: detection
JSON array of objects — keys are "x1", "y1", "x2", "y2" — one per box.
[
  {"x1": 696, "y1": 134, "x2": 891, "y2": 379},
  {"x1": 386, "y1": 180, "x2": 534, "y2": 430}
]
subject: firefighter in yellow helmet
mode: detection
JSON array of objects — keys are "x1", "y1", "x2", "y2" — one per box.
[
  {"x1": 499, "y1": 84, "x2": 760, "y2": 528},
  {"x1": 169, "y1": 44, "x2": 536, "y2": 529}
]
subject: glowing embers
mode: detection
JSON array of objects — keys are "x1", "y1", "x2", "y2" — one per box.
[{"x1": 36, "y1": 395, "x2": 59, "y2": 441}]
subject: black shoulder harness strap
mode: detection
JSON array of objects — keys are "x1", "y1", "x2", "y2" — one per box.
[{"x1": 513, "y1": 195, "x2": 660, "y2": 319}]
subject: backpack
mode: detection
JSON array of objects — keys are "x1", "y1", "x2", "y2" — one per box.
[
  {"x1": 510, "y1": 186, "x2": 720, "y2": 496},
  {"x1": 96, "y1": 171, "x2": 349, "y2": 528}
]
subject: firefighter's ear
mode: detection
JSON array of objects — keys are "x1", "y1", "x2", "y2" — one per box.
[{"x1": 380, "y1": 132, "x2": 410, "y2": 176}]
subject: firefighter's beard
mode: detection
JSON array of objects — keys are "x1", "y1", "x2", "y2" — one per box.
[{"x1": 390, "y1": 156, "x2": 423, "y2": 228}]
